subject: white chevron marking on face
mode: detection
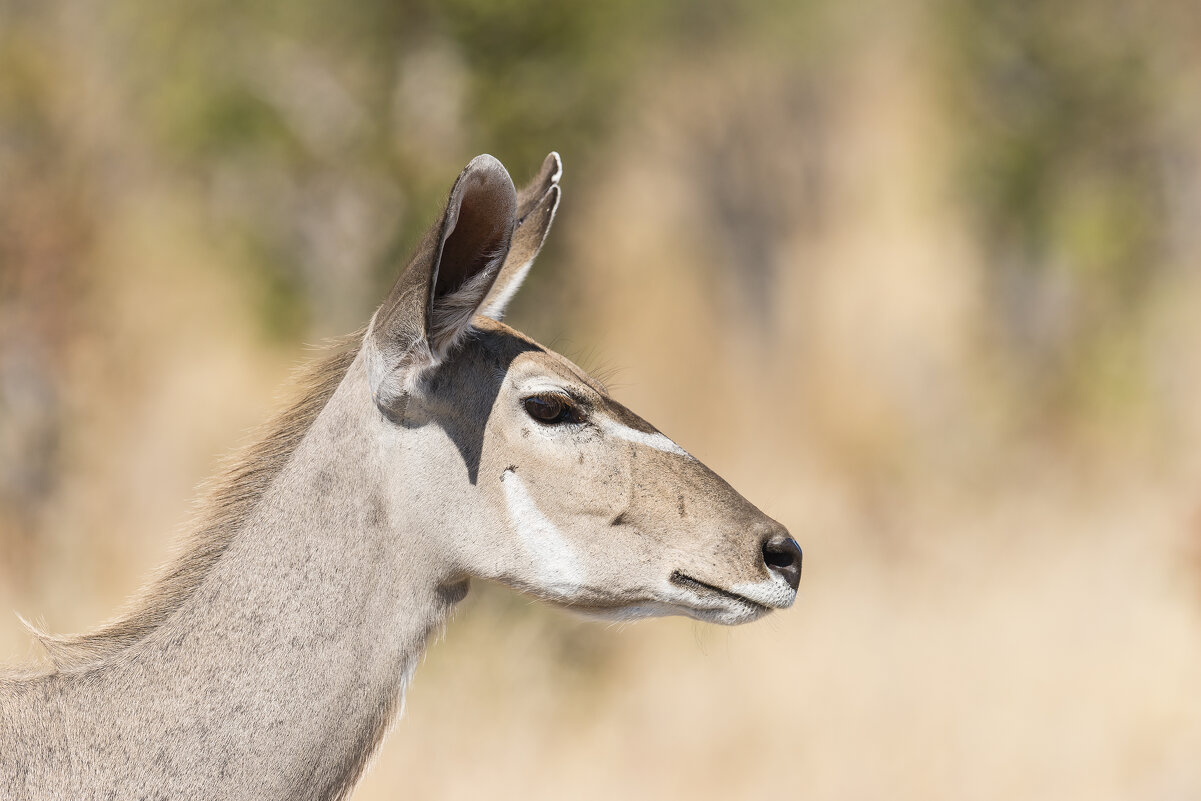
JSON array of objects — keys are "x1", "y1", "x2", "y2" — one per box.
[
  {"x1": 599, "y1": 418, "x2": 692, "y2": 458},
  {"x1": 502, "y1": 468, "x2": 583, "y2": 588}
]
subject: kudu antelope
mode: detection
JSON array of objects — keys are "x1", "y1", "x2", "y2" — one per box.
[{"x1": 1, "y1": 153, "x2": 801, "y2": 800}]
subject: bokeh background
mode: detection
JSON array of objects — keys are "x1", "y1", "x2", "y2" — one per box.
[{"x1": 3, "y1": 0, "x2": 1201, "y2": 798}]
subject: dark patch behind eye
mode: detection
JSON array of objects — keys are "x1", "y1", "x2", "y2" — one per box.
[{"x1": 399, "y1": 330, "x2": 538, "y2": 485}]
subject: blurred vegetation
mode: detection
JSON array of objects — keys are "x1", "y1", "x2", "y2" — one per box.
[
  {"x1": 7, "y1": 0, "x2": 765, "y2": 337},
  {"x1": 939, "y1": 0, "x2": 1180, "y2": 430},
  {"x1": 3, "y1": 2, "x2": 1201, "y2": 797},
  {"x1": 3, "y1": 0, "x2": 1199, "y2": 563}
]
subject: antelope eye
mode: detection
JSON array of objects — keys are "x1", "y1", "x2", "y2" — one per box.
[{"x1": 523, "y1": 394, "x2": 583, "y2": 425}]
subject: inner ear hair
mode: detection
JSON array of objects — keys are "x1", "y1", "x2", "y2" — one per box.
[
  {"x1": 434, "y1": 173, "x2": 517, "y2": 301},
  {"x1": 366, "y1": 155, "x2": 517, "y2": 411},
  {"x1": 428, "y1": 253, "x2": 506, "y2": 353}
]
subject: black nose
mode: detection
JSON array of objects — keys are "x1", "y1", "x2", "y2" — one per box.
[{"x1": 762, "y1": 534, "x2": 802, "y2": 591}]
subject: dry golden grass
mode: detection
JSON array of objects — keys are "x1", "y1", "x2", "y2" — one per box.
[{"x1": 353, "y1": 481, "x2": 1201, "y2": 801}]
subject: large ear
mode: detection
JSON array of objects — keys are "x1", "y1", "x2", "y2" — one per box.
[
  {"x1": 367, "y1": 154, "x2": 517, "y2": 410},
  {"x1": 479, "y1": 152, "x2": 562, "y2": 321}
]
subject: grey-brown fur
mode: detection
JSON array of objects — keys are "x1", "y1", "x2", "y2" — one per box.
[
  {"x1": 16, "y1": 334, "x2": 364, "y2": 677},
  {"x1": 1, "y1": 153, "x2": 798, "y2": 800}
]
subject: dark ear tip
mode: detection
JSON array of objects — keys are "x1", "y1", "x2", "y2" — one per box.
[
  {"x1": 462, "y1": 154, "x2": 516, "y2": 193},
  {"x1": 455, "y1": 154, "x2": 518, "y2": 220},
  {"x1": 465, "y1": 153, "x2": 507, "y2": 176}
]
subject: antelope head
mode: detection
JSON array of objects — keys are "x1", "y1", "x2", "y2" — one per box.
[{"x1": 364, "y1": 153, "x2": 800, "y2": 624}]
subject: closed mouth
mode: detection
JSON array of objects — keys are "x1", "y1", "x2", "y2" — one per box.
[{"x1": 669, "y1": 571, "x2": 770, "y2": 612}]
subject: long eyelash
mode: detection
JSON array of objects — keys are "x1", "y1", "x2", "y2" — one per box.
[{"x1": 529, "y1": 390, "x2": 589, "y2": 412}]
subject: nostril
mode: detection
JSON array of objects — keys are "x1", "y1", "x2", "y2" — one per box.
[
  {"x1": 761, "y1": 533, "x2": 802, "y2": 591},
  {"x1": 764, "y1": 548, "x2": 794, "y2": 569}
]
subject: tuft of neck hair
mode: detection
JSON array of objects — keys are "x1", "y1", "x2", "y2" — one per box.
[{"x1": 16, "y1": 332, "x2": 364, "y2": 676}]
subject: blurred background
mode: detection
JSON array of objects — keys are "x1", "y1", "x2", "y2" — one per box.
[{"x1": 3, "y1": 0, "x2": 1201, "y2": 798}]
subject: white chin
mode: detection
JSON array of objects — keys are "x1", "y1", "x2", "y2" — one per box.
[
  {"x1": 568, "y1": 600, "x2": 772, "y2": 626},
  {"x1": 564, "y1": 601, "x2": 686, "y2": 622},
  {"x1": 679, "y1": 600, "x2": 773, "y2": 626}
]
